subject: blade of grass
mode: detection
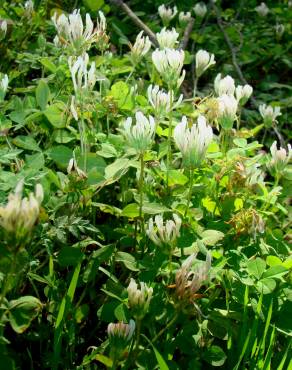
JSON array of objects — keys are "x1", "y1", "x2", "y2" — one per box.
[
  {"x1": 277, "y1": 339, "x2": 291, "y2": 370},
  {"x1": 142, "y1": 334, "x2": 169, "y2": 370},
  {"x1": 262, "y1": 325, "x2": 275, "y2": 370},
  {"x1": 255, "y1": 298, "x2": 273, "y2": 363}
]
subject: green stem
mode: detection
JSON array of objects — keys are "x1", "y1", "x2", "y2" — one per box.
[
  {"x1": 138, "y1": 154, "x2": 145, "y2": 237},
  {"x1": 152, "y1": 313, "x2": 178, "y2": 343},
  {"x1": 135, "y1": 319, "x2": 141, "y2": 352},
  {"x1": 184, "y1": 168, "x2": 195, "y2": 219},
  {"x1": 166, "y1": 90, "x2": 174, "y2": 191}
]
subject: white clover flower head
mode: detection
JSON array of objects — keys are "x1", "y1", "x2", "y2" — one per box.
[
  {"x1": 0, "y1": 73, "x2": 9, "y2": 101},
  {"x1": 255, "y1": 2, "x2": 269, "y2": 17},
  {"x1": 173, "y1": 115, "x2": 213, "y2": 168},
  {"x1": 217, "y1": 94, "x2": 238, "y2": 130},
  {"x1": 122, "y1": 111, "x2": 155, "y2": 154},
  {"x1": 193, "y1": 2, "x2": 207, "y2": 18},
  {"x1": 130, "y1": 31, "x2": 151, "y2": 64},
  {"x1": 195, "y1": 50, "x2": 216, "y2": 78},
  {"x1": 175, "y1": 252, "x2": 211, "y2": 302},
  {"x1": 147, "y1": 85, "x2": 183, "y2": 118},
  {"x1": 127, "y1": 279, "x2": 153, "y2": 319},
  {"x1": 214, "y1": 74, "x2": 235, "y2": 96},
  {"x1": 0, "y1": 20, "x2": 7, "y2": 36},
  {"x1": 68, "y1": 53, "x2": 96, "y2": 94},
  {"x1": 152, "y1": 48, "x2": 185, "y2": 89},
  {"x1": 259, "y1": 104, "x2": 281, "y2": 126},
  {"x1": 158, "y1": 4, "x2": 178, "y2": 25},
  {"x1": 235, "y1": 84, "x2": 253, "y2": 105},
  {"x1": 179, "y1": 11, "x2": 192, "y2": 26},
  {"x1": 156, "y1": 27, "x2": 179, "y2": 49},
  {"x1": 269, "y1": 141, "x2": 292, "y2": 174},
  {"x1": 107, "y1": 320, "x2": 135, "y2": 344},
  {"x1": 146, "y1": 213, "x2": 181, "y2": 249},
  {"x1": 275, "y1": 24, "x2": 285, "y2": 37},
  {"x1": 0, "y1": 180, "x2": 43, "y2": 240},
  {"x1": 67, "y1": 157, "x2": 87, "y2": 179}
]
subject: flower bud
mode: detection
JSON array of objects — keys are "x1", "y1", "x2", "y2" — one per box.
[
  {"x1": 214, "y1": 74, "x2": 235, "y2": 96},
  {"x1": 121, "y1": 111, "x2": 155, "y2": 154},
  {"x1": 127, "y1": 279, "x2": 153, "y2": 319},
  {"x1": 68, "y1": 53, "x2": 96, "y2": 95},
  {"x1": 235, "y1": 84, "x2": 253, "y2": 105},
  {"x1": 130, "y1": 31, "x2": 151, "y2": 65},
  {"x1": 24, "y1": 0, "x2": 34, "y2": 18},
  {"x1": 259, "y1": 104, "x2": 281, "y2": 127},
  {"x1": 0, "y1": 20, "x2": 7, "y2": 40},
  {"x1": 268, "y1": 141, "x2": 292, "y2": 175},
  {"x1": 193, "y1": 3, "x2": 207, "y2": 18},
  {"x1": 107, "y1": 320, "x2": 135, "y2": 361},
  {"x1": 147, "y1": 85, "x2": 183, "y2": 118},
  {"x1": 275, "y1": 24, "x2": 285, "y2": 38},
  {"x1": 0, "y1": 73, "x2": 8, "y2": 102},
  {"x1": 179, "y1": 12, "x2": 192, "y2": 27},
  {"x1": 195, "y1": 50, "x2": 216, "y2": 78},
  {"x1": 255, "y1": 2, "x2": 269, "y2": 17},
  {"x1": 158, "y1": 4, "x2": 178, "y2": 26},
  {"x1": 156, "y1": 27, "x2": 179, "y2": 49},
  {"x1": 217, "y1": 94, "x2": 238, "y2": 130},
  {"x1": 173, "y1": 115, "x2": 213, "y2": 168},
  {"x1": 67, "y1": 158, "x2": 87, "y2": 179}
]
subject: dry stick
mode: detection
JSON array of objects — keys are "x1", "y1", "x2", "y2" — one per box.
[
  {"x1": 212, "y1": 3, "x2": 285, "y2": 146},
  {"x1": 179, "y1": 17, "x2": 195, "y2": 50},
  {"x1": 109, "y1": 0, "x2": 159, "y2": 47}
]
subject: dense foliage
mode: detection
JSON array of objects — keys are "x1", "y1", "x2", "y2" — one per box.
[{"x1": 0, "y1": 0, "x2": 291, "y2": 369}]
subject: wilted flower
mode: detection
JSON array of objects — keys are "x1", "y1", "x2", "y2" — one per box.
[
  {"x1": 67, "y1": 158, "x2": 87, "y2": 179},
  {"x1": 217, "y1": 94, "x2": 238, "y2": 130},
  {"x1": 156, "y1": 27, "x2": 179, "y2": 49},
  {"x1": 255, "y1": 2, "x2": 269, "y2": 17},
  {"x1": 152, "y1": 48, "x2": 185, "y2": 88},
  {"x1": 127, "y1": 279, "x2": 153, "y2": 319},
  {"x1": 146, "y1": 214, "x2": 181, "y2": 250},
  {"x1": 195, "y1": 50, "x2": 216, "y2": 78},
  {"x1": 214, "y1": 74, "x2": 235, "y2": 96},
  {"x1": 68, "y1": 53, "x2": 96, "y2": 94},
  {"x1": 193, "y1": 3, "x2": 207, "y2": 18},
  {"x1": 52, "y1": 9, "x2": 107, "y2": 53},
  {"x1": 147, "y1": 85, "x2": 183, "y2": 118},
  {"x1": 259, "y1": 104, "x2": 281, "y2": 127},
  {"x1": 173, "y1": 115, "x2": 213, "y2": 168},
  {"x1": 0, "y1": 73, "x2": 8, "y2": 102},
  {"x1": 268, "y1": 141, "x2": 292, "y2": 175},
  {"x1": 107, "y1": 320, "x2": 135, "y2": 360},
  {"x1": 122, "y1": 111, "x2": 155, "y2": 154},
  {"x1": 175, "y1": 252, "x2": 211, "y2": 303},
  {"x1": 234, "y1": 161, "x2": 265, "y2": 188},
  {"x1": 235, "y1": 84, "x2": 253, "y2": 105},
  {"x1": 0, "y1": 180, "x2": 43, "y2": 242},
  {"x1": 228, "y1": 209, "x2": 265, "y2": 238},
  {"x1": 179, "y1": 11, "x2": 192, "y2": 26},
  {"x1": 158, "y1": 4, "x2": 178, "y2": 26},
  {"x1": 129, "y1": 31, "x2": 151, "y2": 65}
]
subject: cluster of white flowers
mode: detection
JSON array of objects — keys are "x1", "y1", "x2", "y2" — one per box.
[
  {"x1": 0, "y1": 180, "x2": 43, "y2": 240},
  {"x1": 147, "y1": 85, "x2": 183, "y2": 118},
  {"x1": 195, "y1": 50, "x2": 216, "y2": 78},
  {"x1": 52, "y1": 9, "x2": 107, "y2": 53},
  {"x1": 127, "y1": 279, "x2": 153, "y2": 319},
  {"x1": 129, "y1": 31, "x2": 151, "y2": 65},
  {"x1": 152, "y1": 48, "x2": 185, "y2": 89},
  {"x1": 122, "y1": 111, "x2": 155, "y2": 154},
  {"x1": 259, "y1": 104, "x2": 281, "y2": 126},
  {"x1": 107, "y1": 320, "x2": 135, "y2": 343},
  {"x1": 193, "y1": 3, "x2": 207, "y2": 18},
  {"x1": 214, "y1": 74, "x2": 235, "y2": 96},
  {"x1": 68, "y1": 53, "x2": 96, "y2": 94},
  {"x1": 0, "y1": 73, "x2": 8, "y2": 101},
  {"x1": 146, "y1": 214, "x2": 181, "y2": 248},
  {"x1": 255, "y1": 2, "x2": 269, "y2": 17},
  {"x1": 158, "y1": 4, "x2": 178, "y2": 26},
  {"x1": 173, "y1": 115, "x2": 213, "y2": 168},
  {"x1": 156, "y1": 27, "x2": 179, "y2": 49},
  {"x1": 217, "y1": 94, "x2": 238, "y2": 130},
  {"x1": 269, "y1": 141, "x2": 291, "y2": 174}
]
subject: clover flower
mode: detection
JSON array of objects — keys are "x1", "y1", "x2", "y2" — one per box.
[
  {"x1": 158, "y1": 4, "x2": 178, "y2": 26},
  {"x1": 235, "y1": 84, "x2": 253, "y2": 105},
  {"x1": 147, "y1": 85, "x2": 183, "y2": 118},
  {"x1": 67, "y1": 158, "x2": 87, "y2": 179},
  {"x1": 0, "y1": 180, "x2": 43, "y2": 242},
  {"x1": 152, "y1": 48, "x2": 185, "y2": 89},
  {"x1": 193, "y1": 3, "x2": 207, "y2": 18},
  {"x1": 175, "y1": 252, "x2": 211, "y2": 302},
  {"x1": 217, "y1": 94, "x2": 238, "y2": 130},
  {"x1": 173, "y1": 115, "x2": 213, "y2": 168},
  {"x1": 259, "y1": 104, "x2": 281, "y2": 127},
  {"x1": 0, "y1": 73, "x2": 8, "y2": 101},
  {"x1": 0, "y1": 20, "x2": 7, "y2": 39},
  {"x1": 179, "y1": 11, "x2": 192, "y2": 26},
  {"x1": 268, "y1": 141, "x2": 292, "y2": 175},
  {"x1": 146, "y1": 214, "x2": 181, "y2": 249},
  {"x1": 195, "y1": 50, "x2": 216, "y2": 78},
  {"x1": 122, "y1": 111, "x2": 155, "y2": 154},
  {"x1": 107, "y1": 320, "x2": 135, "y2": 361},
  {"x1": 68, "y1": 53, "x2": 96, "y2": 95},
  {"x1": 255, "y1": 2, "x2": 269, "y2": 17},
  {"x1": 214, "y1": 74, "x2": 235, "y2": 96},
  {"x1": 129, "y1": 31, "x2": 151, "y2": 65},
  {"x1": 127, "y1": 279, "x2": 153, "y2": 319},
  {"x1": 156, "y1": 27, "x2": 179, "y2": 49},
  {"x1": 52, "y1": 9, "x2": 107, "y2": 53}
]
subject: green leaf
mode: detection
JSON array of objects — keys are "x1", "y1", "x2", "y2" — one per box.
[
  {"x1": 48, "y1": 145, "x2": 72, "y2": 168},
  {"x1": 44, "y1": 103, "x2": 66, "y2": 128},
  {"x1": 203, "y1": 345, "x2": 227, "y2": 366},
  {"x1": 115, "y1": 251, "x2": 139, "y2": 271},
  {"x1": 247, "y1": 258, "x2": 266, "y2": 280},
  {"x1": 262, "y1": 265, "x2": 288, "y2": 279},
  {"x1": 58, "y1": 247, "x2": 83, "y2": 267},
  {"x1": 82, "y1": 0, "x2": 104, "y2": 11},
  {"x1": 256, "y1": 278, "x2": 276, "y2": 294},
  {"x1": 8, "y1": 296, "x2": 42, "y2": 334},
  {"x1": 36, "y1": 80, "x2": 50, "y2": 111},
  {"x1": 105, "y1": 158, "x2": 130, "y2": 179},
  {"x1": 201, "y1": 230, "x2": 225, "y2": 246},
  {"x1": 13, "y1": 135, "x2": 41, "y2": 152},
  {"x1": 40, "y1": 57, "x2": 57, "y2": 73},
  {"x1": 168, "y1": 170, "x2": 188, "y2": 186},
  {"x1": 142, "y1": 202, "x2": 170, "y2": 214},
  {"x1": 52, "y1": 129, "x2": 75, "y2": 144},
  {"x1": 109, "y1": 81, "x2": 134, "y2": 110}
]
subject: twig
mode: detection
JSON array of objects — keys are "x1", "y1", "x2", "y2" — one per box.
[
  {"x1": 179, "y1": 18, "x2": 195, "y2": 50},
  {"x1": 109, "y1": 0, "x2": 159, "y2": 47}
]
